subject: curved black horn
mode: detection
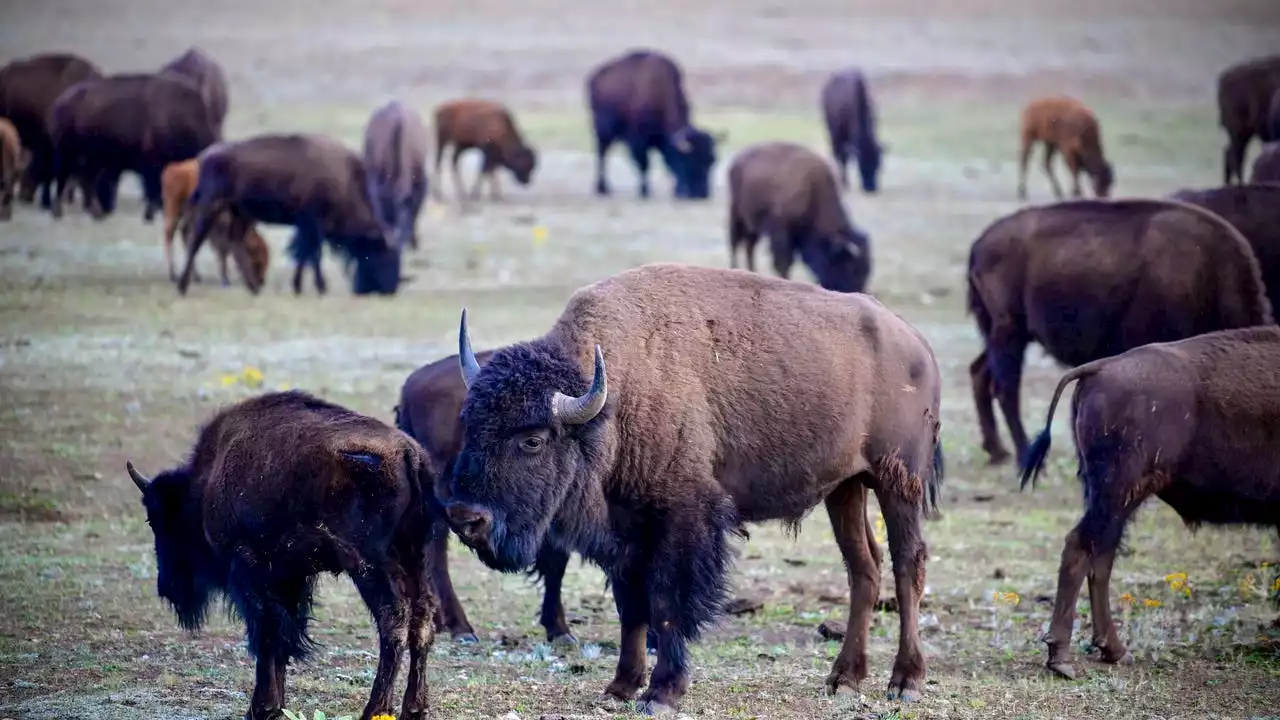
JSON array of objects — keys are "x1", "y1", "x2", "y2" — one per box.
[
  {"x1": 458, "y1": 307, "x2": 482, "y2": 389},
  {"x1": 126, "y1": 461, "x2": 150, "y2": 492},
  {"x1": 551, "y1": 344, "x2": 608, "y2": 425}
]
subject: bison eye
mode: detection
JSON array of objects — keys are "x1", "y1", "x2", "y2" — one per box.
[{"x1": 520, "y1": 435, "x2": 544, "y2": 454}]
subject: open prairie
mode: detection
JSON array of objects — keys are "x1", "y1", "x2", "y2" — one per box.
[{"x1": 2, "y1": 0, "x2": 1279, "y2": 718}]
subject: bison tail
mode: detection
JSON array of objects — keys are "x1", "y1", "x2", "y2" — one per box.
[
  {"x1": 1018, "y1": 358, "x2": 1110, "y2": 491},
  {"x1": 924, "y1": 440, "x2": 946, "y2": 521}
]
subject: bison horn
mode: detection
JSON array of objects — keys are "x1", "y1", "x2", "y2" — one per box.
[
  {"x1": 126, "y1": 461, "x2": 150, "y2": 491},
  {"x1": 552, "y1": 344, "x2": 608, "y2": 425},
  {"x1": 458, "y1": 308, "x2": 482, "y2": 390}
]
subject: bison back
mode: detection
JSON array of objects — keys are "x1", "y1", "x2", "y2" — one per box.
[
  {"x1": 0, "y1": 53, "x2": 102, "y2": 148},
  {"x1": 1169, "y1": 184, "x2": 1280, "y2": 313},
  {"x1": 730, "y1": 141, "x2": 844, "y2": 229},
  {"x1": 587, "y1": 49, "x2": 689, "y2": 135}
]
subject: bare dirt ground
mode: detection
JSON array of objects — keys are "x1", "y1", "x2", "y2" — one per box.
[{"x1": 2, "y1": 0, "x2": 1280, "y2": 718}]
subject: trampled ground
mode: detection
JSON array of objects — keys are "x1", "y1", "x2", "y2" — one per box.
[{"x1": 2, "y1": 0, "x2": 1280, "y2": 718}]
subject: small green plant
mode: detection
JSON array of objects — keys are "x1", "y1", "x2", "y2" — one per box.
[{"x1": 280, "y1": 710, "x2": 355, "y2": 720}]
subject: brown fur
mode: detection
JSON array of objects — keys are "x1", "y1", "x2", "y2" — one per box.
[
  {"x1": 0, "y1": 117, "x2": 25, "y2": 220},
  {"x1": 363, "y1": 100, "x2": 428, "y2": 250},
  {"x1": 447, "y1": 263, "x2": 945, "y2": 711},
  {"x1": 728, "y1": 141, "x2": 871, "y2": 293},
  {"x1": 967, "y1": 198, "x2": 1274, "y2": 466},
  {"x1": 126, "y1": 390, "x2": 440, "y2": 720},
  {"x1": 159, "y1": 46, "x2": 229, "y2": 137},
  {"x1": 431, "y1": 98, "x2": 536, "y2": 207},
  {"x1": 819, "y1": 67, "x2": 884, "y2": 193},
  {"x1": 161, "y1": 158, "x2": 270, "y2": 289},
  {"x1": 1017, "y1": 96, "x2": 1114, "y2": 200},
  {"x1": 1217, "y1": 54, "x2": 1280, "y2": 184},
  {"x1": 1019, "y1": 326, "x2": 1280, "y2": 680},
  {"x1": 1169, "y1": 184, "x2": 1280, "y2": 313},
  {"x1": 1250, "y1": 142, "x2": 1280, "y2": 183}
]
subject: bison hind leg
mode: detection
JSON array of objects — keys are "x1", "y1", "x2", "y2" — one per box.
[
  {"x1": 822, "y1": 477, "x2": 879, "y2": 696},
  {"x1": 870, "y1": 455, "x2": 929, "y2": 702}
]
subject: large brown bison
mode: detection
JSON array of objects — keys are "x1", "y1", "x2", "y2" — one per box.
[
  {"x1": 1019, "y1": 325, "x2": 1280, "y2": 680},
  {"x1": 967, "y1": 199, "x2": 1273, "y2": 467},
  {"x1": 820, "y1": 68, "x2": 884, "y2": 193},
  {"x1": 159, "y1": 46, "x2": 229, "y2": 137},
  {"x1": 1169, "y1": 183, "x2": 1280, "y2": 313},
  {"x1": 587, "y1": 49, "x2": 724, "y2": 200},
  {"x1": 365, "y1": 99, "x2": 428, "y2": 249},
  {"x1": 0, "y1": 117, "x2": 26, "y2": 220},
  {"x1": 48, "y1": 72, "x2": 218, "y2": 222},
  {"x1": 178, "y1": 133, "x2": 401, "y2": 297},
  {"x1": 445, "y1": 263, "x2": 945, "y2": 713},
  {"x1": 0, "y1": 52, "x2": 102, "y2": 208},
  {"x1": 161, "y1": 158, "x2": 270, "y2": 289},
  {"x1": 1017, "y1": 96, "x2": 1114, "y2": 200},
  {"x1": 126, "y1": 390, "x2": 440, "y2": 720},
  {"x1": 431, "y1": 98, "x2": 535, "y2": 207},
  {"x1": 1217, "y1": 54, "x2": 1280, "y2": 185},
  {"x1": 727, "y1": 141, "x2": 871, "y2": 293}
]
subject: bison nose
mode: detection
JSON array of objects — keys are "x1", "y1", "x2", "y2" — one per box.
[{"x1": 447, "y1": 504, "x2": 493, "y2": 545}]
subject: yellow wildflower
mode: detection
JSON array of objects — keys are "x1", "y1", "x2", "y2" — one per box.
[
  {"x1": 532, "y1": 225, "x2": 549, "y2": 247},
  {"x1": 992, "y1": 591, "x2": 1019, "y2": 606},
  {"x1": 1239, "y1": 574, "x2": 1258, "y2": 596},
  {"x1": 1143, "y1": 598, "x2": 1162, "y2": 609},
  {"x1": 1119, "y1": 592, "x2": 1135, "y2": 607},
  {"x1": 241, "y1": 366, "x2": 264, "y2": 388},
  {"x1": 1271, "y1": 577, "x2": 1280, "y2": 594},
  {"x1": 220, "y1": 373, "x2": 238, "y2": 387},
  {"x1": 371, "y1": 715, "x2": 396, "y2": 720}
]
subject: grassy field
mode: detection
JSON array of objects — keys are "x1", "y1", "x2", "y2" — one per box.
[{"x1": 3, "y1": 0, "x2": 1280, "y2": 718}]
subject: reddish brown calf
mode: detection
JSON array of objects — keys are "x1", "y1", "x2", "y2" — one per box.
[{"x1": 1017, "y1": 96, "x2": 1114, "y2": 200}]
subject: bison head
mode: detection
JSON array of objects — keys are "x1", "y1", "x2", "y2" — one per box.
[
  {"x1": 127, "y1": 461, "x2": 217, "y2": 632},
  {"x1": 666, "y1": 126, "x2": 722, "y2": 200},
  {"x1": 349, "y1": 246, "x2": 403, "y2": 296},
  {"x1": 507, "y1": 147, "x2": 538, "y2": 186},
  {"x1": 801, "y1": 227, "x2": 872, "y2": 293},
  {"x1": 444, "y1": 309, "x2": 610, "y2": 573},
  {"x1": 1091, "y1": 161, "x2": 1115, "y2": 198}
]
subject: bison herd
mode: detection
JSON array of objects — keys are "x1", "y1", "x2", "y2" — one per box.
[{"x1": 3, "y1": 40, "x2": 1280, "y2": 720}]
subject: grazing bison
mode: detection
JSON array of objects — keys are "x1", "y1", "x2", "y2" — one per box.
[
  {"x1": 431, "y1": 98, "x2": 535, "y2": 207},
  {"x1": 587, "y1": 49, "x2": 724, "y2": 200},
  {"x1": 0, "y1": 117, "x2": 26, "y2": 220},
  {"x1": 1218, "y1": 54, "x2": 1280, "y2": 185},
  {"x1": 446, "y1": 263, "x2": 945, "y2": 713},
  {"x1": 178, "y1": 133, "x2": 401, "y2": 297},
  {"x1": 49, "y1": 72, "x2": 218, "y2": 222},
  {"x1": 1252, "y1": 142, "x2": 1280, "y2": 183},
  {"x1": 126, "y1": 390, "x2": 440, "y2": 720},
  {"x1": 1017, "y1": 96, "x2": 1114, "y2": 200},
  {"x1": 0, "y1": 52, "x2": 102, "y2": 208},
  {"x1": 365, "y1": 99, "x2": 428, "y2": 248},
  {"x1": 1019, "y1": 326, "x2": 1280, "y2": 680},
  {"x1": 1169, "y1": 184, "x2": 1280, "y2": 313},
  {"x1": 161, "y1": 158, "x2": 270, "y2": 289},
  {"x1": 820, "y1": 68, "x2": 884, "y2": 193},
  {"x1": 727, "y1": 141, "x2": 871, "y2": 293},
  {"x1": 967, "y1": 199, "x2": 1273, "y2": 467},
  {"x1": 159, "y1": 46, "x2": 229, "y2": 137}
]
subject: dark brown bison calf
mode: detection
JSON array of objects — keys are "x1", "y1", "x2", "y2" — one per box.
[
  {"x1": 1017, "y1": 96, "x2": 1114, "y2": 200},
  {"x1": 127, "y1": 390, "x2": 439, "y2": 720},
  {"x1": 1217, "y1": 54, "x2": 1280, "y2": 185},
  {"x1": 1020, "y1": 326, "x2": 1280, "y2": 680},
  {"x1": 431, "y1": 98, "x2": 536, "y2": 208}
]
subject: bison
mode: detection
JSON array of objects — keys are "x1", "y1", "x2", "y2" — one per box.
[
  {"x1": 444, "y1": 263, "x2": 945, "y2": 713},
  {"x1": 0, "y1": 116, "x2": 26, "y2": 220},
  {"x1": 126, "y1": 390, "x2": 440, "y2": 720},
  {"x1": 1019, "y1": 325, "x2": 1280, "y2": 680},
  {"x1": 1017, "y1": 96, "x2": 1114, "y2": 200},
  {"x1": 1169, "y1": 183, "x2": 1280, "y2": 314},
  {"x1": 365, "y1": 99, "x2": 428, "y2": 248},
  {"x1": 161, "y1": 158, "x2": 270, "y2": 289},
  {"x1": 1218, "y1": 54, "x2": 1280, "y2": 185},
  {"x1": 48, "y1": 72, "x2": 218, "y2": 222},
  {"x1": 820, "y1": 68, "x2": 885, "y2": 193},
  {"x1": 159, "y1": 46, "x2": 229, "y2": 138},
  {"x1": 431, "y1": 98, "x2": 535, "y2": 208},
  {"x1": 178, "y1": 133, "x2": 401, "y2": 297},
  {"x1": 967, "y1": 198, "x2": 1273, "y2": 467},
  {"x1": 1252, "y1": 142, "x2": 1280, "y2": 183},
  {"x1": 0, "y1": 52, "x2": 102, "y2": 209},
  {"x1": 727, "y1": 141, "x2": 871, "y2": 293},
  {"x1": 587, "y1": 49, "x2": 724, "y2": 200}
]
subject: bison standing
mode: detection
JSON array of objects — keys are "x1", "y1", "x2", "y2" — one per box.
[
  {"x1": 1218, "y1": 54, "x2": 1280, "y2": 185},
  {"x1": 0, "y1": 52, "x2": 102, "y2": 209},
  {"x1": 1170, "y1": 184, "x2": 1280, "y2": 313},
  {"x1": 967, "y1": 199, "x2": 1273, "y2": 467},
  {"x1": 161, "y1": 158, "x2": 270, "y2": 289},
  {"x1": 127, "y1": 390, "x2": 439, "y2": 720},
  {"x1": 159, "y1": 46, "x2": 229, "y2": 138},
  {"x1": 431, "y1": 98, "x2": 536, "y2": 208},
  {"x1": 820, "y1": 68, "x2": 884, "y2": 193},
  {"x1": 587, "y1": 49, "x2": 723, "y2": 200},
  {"x1": 1017, "y1": 96, "x2": 1114, "y2": 200},
  {"x1": 178, "y1": 133, "x2": 401, "y2": 297},
  {"x1": 365, "y1": 99, "x2": 428, "y2": 250},
  {"x1": 0, "y1": 117, "x2": 26, "y2": 220},
  {"x1": 727, "y1": 141, "x2": 871, "y2": 293},
  {"x1": 1019, "y1": 326, "x2": 1280, "y2": 680},
  {"x1": 445, "y1": 263, "x2": 944, "y2": 713}
]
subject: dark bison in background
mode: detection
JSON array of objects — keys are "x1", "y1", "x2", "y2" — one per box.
[
  {"x1": 126, "y1": 390, "x2": 440, "y2": 720},
  {"x1": 820, "y1": 68, "x2": 884, "y2": 193},
  {"x1": 587, "y1": 49, "x2": 724, "y2": 200},
  {"x1": 431, "y1": 98, "x2": 536, "y2": 208},
  {"x1": 1019, "y1": 326, "x2": 1280, "y2": 680},
  {"x1": 178, "y1": 133, "x2": 402, "y2": 297},
  {"x1": 364, "y1": 99, "x2": 429, "y2": 250},
  {"x1": 1217, "y1": 54, "x2": 1280, "y2": 185},
  {"x1": 967, "y1": 198, "x2": 1274, "y2": 468},
  {"x1": 1170, "y1": 183, "x2": 1280, "y2": 313},
  {"x1": 445, "y1": 263, "x2": 945, "y2": 713},
  {"x1": 159, "y1": 46, "x2": 229, "y2": 137},
  {"x1": 0, "y1": 52, "x2": 102, "y2": 209},
  {"x1": 48, "y1": 72, "x2": 218, "y2": 222},
  {"x1": 728, "y1": 141, "x2": 871, "y2": 293}
]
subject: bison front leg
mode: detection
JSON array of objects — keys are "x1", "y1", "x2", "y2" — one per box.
[
  {"x1": 822, "y1": 478, "x2": 880, "y2": 696},
  {"x1": 969, "y1": 352, "x2": 1012, "y2": 465},
  {"x1": 353, "y1": 565, "x2": 412, "y2": 720},
  {"x1": 535, "y1": 542, "x2": 577, "y2": 647},
  {"x1": 626, "y1": 139, "x2": 652, "y2": 199},
  {"x1": 602, "y1": 564, "x2": 650, "y2": 703},
  {"x1": 987, "y1": 341, "x2": 1031, "y2": 466},
  {"x1": 1041, "y1": 145, "x2": 1064, "y2": 199},
  {"x1": 400, "y1": 543, "x2": 438, "y2": 720},
  {"x1": 427, "y1": 530, "x2": 479, "y2": 642},
  {"x1": 876, "y1": 484, "x2": 928, "y2": 701}
]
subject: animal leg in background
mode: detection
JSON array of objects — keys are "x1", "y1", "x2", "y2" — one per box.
[
  {"x1": 141, "y1": 168, "x2": 163, "y2": 223},
  {"x1": 988, "y1": 340, "x2": 1031, "y2": 465},
  {"x1": 430, "y1": 136, "x2": 448, "y2": 202},
  {"x1": 448, "y1": 146, "x2": 471, "y2": 209},
  {"x1": 289, "y1": 218, "x2": 326, "y2": 295},
  {"x1": 766, "y1": 221, "x2": 796, "y2": 279},
  {"x1": 1016, "y1": 135, "x2": 1034, "y2": 200},
  {"x1": 224, "y1": 213, "x2": 263, "y2": 295},
  {"x1": 876, "y1": 479, "x2": 928, "y2": 701},
  {"x1": 593, "y1": 116, "x2": 619, "y2": 196},
  {"x1": 177, "y1": 199, "x2": 221, "y2": 294},
  {"x1": 822, "y1": 479, "x2": 881, "y2": 695},
  {"x1": 427, "y1": 529, "x2": 479, "y2": 642},
  {"x1": 1063, "y1": 149, "x2": 1084, "y2": 197},
  {"x1": 727, "y1": 211, "x2": 760, "y2": 272},
  {"x1": 1041, "y1": 145, "x2": 1064, "y2": 199},
  {"x1": 602, "y1": 563, "x2": 650, "y2": 703},
  {"x1": 969, "y1": 352, "x2": 1012, "y2": 464},
  {"x1": 468, "y1": 150, "x2": 491, "y2": 201},
  {"x1": 1224, "y1": 129, "x2": 1251, "y2": 185},
  {"x1": 178, "y1": 216, "x2": 206, "y2": 284},
  {"x1": 534, "y1": 542, "x2": 575, "y2": 644},
  {"x1": 627, "y1": 139, "x2": 652, "y2": 199}
]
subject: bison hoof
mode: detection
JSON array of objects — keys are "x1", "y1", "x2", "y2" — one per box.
[
  {"x1": 886, "y1": 683, "x2": 923, "y2": 703},
  {"x1": 601, "y1": 679, "x2": 642, "y2": 703},
  {"x1": 1047, "y1": 660, "x2": 1078, "y2": 680},
  {"x1": 451, "y1": 632, "x2": 479, "y2": 644},
  {"x1": 550, "y1": 632, "x2": 579, "y2": 651},
  {"x1": 985, "y1": 449, "x2": 1012, "y2": 466},
  {"x1": 1104, "y1": 650, "x2": 1134, "y2": 666},
  {"x1": 823, "y1": 675, "x2": 861, "y2": 697},
  {"x1": 636, "y1": 699, "x2": 677, "y2": 716}
]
